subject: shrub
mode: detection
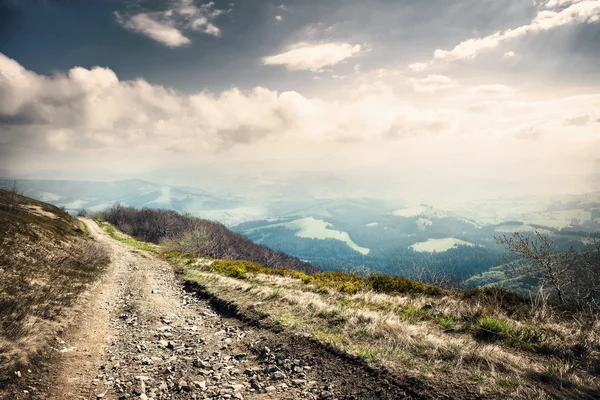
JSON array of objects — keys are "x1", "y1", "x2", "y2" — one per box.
[{"x1": 369, "y1": 274, "x2": 448, "y2": 296}]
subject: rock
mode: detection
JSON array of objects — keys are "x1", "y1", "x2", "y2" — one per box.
[
  {"x1": 229, "y1": 384, "x2": 244, "y2": 392},
  {"x1": 265, "y1": 386, "x2": 276, "y2": 393},
  {"x1": 272, "y1": 371, "x2": 285, "y2": 380},
  {"x1": 133, "y1": 379, "x2": 145, "y2": 395},
  {"x1": 178, "y1": 379, "x2": 191, "y2": 392},
  {"x1": 194, "y1": 381, "x2": 207, "y2": 389}
]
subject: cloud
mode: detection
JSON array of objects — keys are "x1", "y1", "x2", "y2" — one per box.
[
  {"x1": 116, "y1": 0, "x2": 223, "y2": 46},
  {"x1": 409, "y1": 75, "x2": 459, "y2": 93},
  {"x1": 503, "y1": 51, "x2": 516, "y2": 58},
  {"x1": 1, "y1": 52, "x2": 599, "y2": 193},
  {"x1": 413, "y1": 0, "x2": 600, "y2": 68},
  {"x1": 0, "y1": 53, "x2": 457, "y2": 156},
  {"x1": 466, "y1": 84, "x2": 516, "y2": 95},
  {"x1": 263, "y1": 42, "x2": 362, "y2": 71},
  {"x1": 116, "y1": 12, "x2": 191, "y2": 47},
  {"x1": 408, "y1": 62, "x2": 431, "y2": 72},
  {"x1": 275, "y1": 15, "x2": 282, "y2": 22}
]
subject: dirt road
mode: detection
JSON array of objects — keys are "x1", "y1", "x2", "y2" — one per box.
[{"x1": 38, "y1": 220, "x2": 442, "y2": 400}]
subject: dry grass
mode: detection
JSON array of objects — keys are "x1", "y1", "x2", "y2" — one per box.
[
  {"x1": 177, "y1": 258, "x2": 600, "y2": 399},
  {"x1": 0, "y1": 190, "x2": 110, "y2": 379}
]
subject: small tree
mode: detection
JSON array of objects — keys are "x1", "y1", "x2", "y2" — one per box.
[{"x1": 496, "y1": 231, "x2": 600, "y2": 311}]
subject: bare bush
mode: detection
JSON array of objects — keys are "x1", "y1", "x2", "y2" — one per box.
[{"x1": 398, "y1": 262, "x2": 465, "y2": 290}]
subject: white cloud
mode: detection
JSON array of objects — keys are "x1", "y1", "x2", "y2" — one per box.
[
  {"x1": 116, "y1": 12, "x2": 191, "y2": 47},
  {"x1": 544, "y1": 0, "x2": 586, "y2": 8},
  {"x1": 409, "y1": 75, "x2": 459, "y2": 93},
  {"x1": 503, "y1": 51, "x2": 516, "y2": 58},
  {"x1": 275, "y1": 15, "x2": 282, "y2": 21},
  {"x1": 1, "y1": 52, "x2": 598, "y2": 194},
  {"x1": 414, "y1": 0, "x2": 600, "y2": 68},
  {"x1": 466, "y1": 84, "x2": 516, "y2": 95},
  {"x1": 263, "y1": 42, "x2": 362, "y2": 71},
  {"x1": 116, "y1": 0, "x2": 223, "y2": 46},
  {"x1": 408, "y1": 62, "x2": 431, "y2": 72}
]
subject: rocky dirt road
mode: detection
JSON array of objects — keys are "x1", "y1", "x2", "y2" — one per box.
[{"x1": 38, "y1": 220, "x2": 442, "y2": 400}]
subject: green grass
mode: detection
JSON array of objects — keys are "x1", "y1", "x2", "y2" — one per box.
[
  {"x1": 94, "y1": 220, "x2": 155, "y2": 252},
  {"x1": 436, "y1": 315, "x2": 460, "y2": 330},
  {"x1": 80, "y1": 220, "x2": 89, "y2": 234},
  {"x1": 355, "y1": 344, "x2": 376, "y2": 361},
  {"x1": 474, "y1": 315, "x2": 550, "y2": 351},
  {"x1": 195, "y1": 259, "x2": 447, "y2": 298}
]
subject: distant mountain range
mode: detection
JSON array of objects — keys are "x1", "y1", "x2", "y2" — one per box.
[{"x1": 2, "y1": 177, "x2": 599, "y2": 278}]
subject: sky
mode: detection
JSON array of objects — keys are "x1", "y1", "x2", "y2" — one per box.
[{"x1": 0, "y1": 0, "x2": 599, "y2": 200}]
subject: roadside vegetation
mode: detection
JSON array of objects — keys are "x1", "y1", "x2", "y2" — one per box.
[
  {"x1": 0, "y1": 189, "x2": 110, "y2": 385},
  {"x1": 178, "y1": 258, "x2": 600, "y2": 399}
]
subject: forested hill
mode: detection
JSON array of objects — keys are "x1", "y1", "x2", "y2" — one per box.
[{"x1": 99, "y1": 204, "x2": 321, "y2": 275}]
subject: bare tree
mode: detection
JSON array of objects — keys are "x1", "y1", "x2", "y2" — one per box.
[{"x1": 496, "y1": 231, "x2": 600, "y2": 311}]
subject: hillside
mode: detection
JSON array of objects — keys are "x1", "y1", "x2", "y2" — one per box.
[{"x1": 0, "y1": 189, "x2": 110, "y2": 394}]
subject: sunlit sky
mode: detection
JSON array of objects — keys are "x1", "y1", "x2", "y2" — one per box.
[{"x1": 1, "y1": 0, "x2": 599, "y2": 199}]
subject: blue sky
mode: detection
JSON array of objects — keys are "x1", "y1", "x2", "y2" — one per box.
[{"x1": 1, "y1": 0, "x2": 599, "y2": 198}]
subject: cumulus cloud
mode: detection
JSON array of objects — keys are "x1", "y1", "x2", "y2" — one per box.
[
  {"x1": 275, "y1": 15, "x2": 283, "y2": 22},
  {"x1": 413, "y1": 0, "x2": 600, "y2": 68},
  {"x1": 1, "y1": 52, "x2": 598, "y2": 192},
  {"x1": 116, "y1": 0, "x2": 223, "y2": 46},
  {"x1": 263, "y1": 42, "x2": 362, "y2": 71},
  {"x1": 0, "y1": 53, "x2": 455, "y2": 156}
]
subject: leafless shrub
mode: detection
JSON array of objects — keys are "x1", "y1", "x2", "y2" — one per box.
[
  {"x1": 398, "y1": 262, "x2": 465, "y2": 290},
  {"x1": 0, "y1": 180, "x2": 23, "y2": 212}
]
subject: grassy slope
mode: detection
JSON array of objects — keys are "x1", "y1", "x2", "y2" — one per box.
[
  {"x1": 0, "y1": 190, "x2": 110, "y2": 383},
  {"x1": 102, "y1": 223, "x2": 600, "y2": 399}
]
